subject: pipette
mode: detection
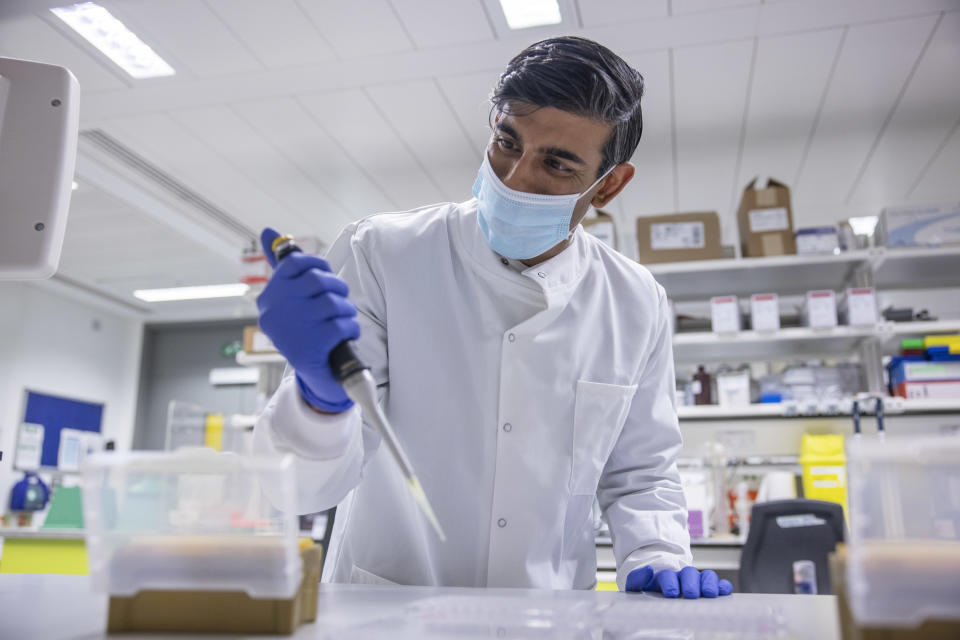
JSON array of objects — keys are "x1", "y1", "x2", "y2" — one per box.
[{"x1": 271, "y1": 235, "x2": 446, "y2": 541}]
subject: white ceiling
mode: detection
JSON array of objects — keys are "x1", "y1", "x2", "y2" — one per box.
[{"x1": 2, "y1": 0, "x2": 959, "y2": 322}]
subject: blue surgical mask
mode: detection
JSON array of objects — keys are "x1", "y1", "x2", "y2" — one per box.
[{"x1": 472, "y1": 153, "x2": 613, "y2": 260}]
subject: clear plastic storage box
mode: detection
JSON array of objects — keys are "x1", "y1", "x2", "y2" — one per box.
[
  {"x1": 81, "y1": 448, "x2": 301, "y2": 598},
  {"x1": 846, "y1": 436, "x2": 960, "y2": 626}
]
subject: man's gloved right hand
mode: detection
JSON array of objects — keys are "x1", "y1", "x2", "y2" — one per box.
[{"x1": 257, "y1": 228, "x2": 360, "y2": 413}]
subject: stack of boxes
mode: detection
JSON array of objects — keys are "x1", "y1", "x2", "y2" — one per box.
[{"x1": 887, "y1": 335, "x2": 960, "y2": 399}]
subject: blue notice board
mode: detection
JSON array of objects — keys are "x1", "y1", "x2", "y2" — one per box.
[{"x1": 23, "y1": 390, "x2": 103, "y2": 469}]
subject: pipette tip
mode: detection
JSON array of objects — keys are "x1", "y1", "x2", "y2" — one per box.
[{"x1": 407, "y1": 476, "x2": 446, "y2": 542}]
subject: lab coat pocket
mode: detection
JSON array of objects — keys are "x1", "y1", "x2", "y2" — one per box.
[{"x1": 570, "y1": 380, "x2": 637, "y2": 496}]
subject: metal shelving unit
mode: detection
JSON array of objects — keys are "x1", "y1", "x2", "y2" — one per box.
[{"x1": 677, "y1": 398, "x2": 960, "y2": 420}]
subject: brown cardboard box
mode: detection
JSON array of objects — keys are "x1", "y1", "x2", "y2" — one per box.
[
  {"x1": 635, "y1": 211, "x2": 724, "y2": 264},
  {"x1": 107, "y1": 542, "x2": 322, "y2": 635},
  {"x1": 736, "y1": 178, "x2": 797, "y2": 257},
  {"x1": 830, "y1": 545, "x2": 960, "y2": 640},
  {"x1": 243, "y1": 325, "x2": 277, "y2": 354},
  {"x1": 582, "y1": 209, "x2": 618, "y2": 250}
]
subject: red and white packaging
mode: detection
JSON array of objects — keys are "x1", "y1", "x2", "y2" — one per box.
[
  {"x1": 750, "y1": 294, "x2": 780, "y2": 332},
  {"x1": 711, "y1": 296, "x2": 742, "y2": 333},
  {"x1": 801, "y1": 290, "x2": 838, "y2": 328},
  {"x1": 839, "y1": 287, "x2": 878, "y2": 325}
]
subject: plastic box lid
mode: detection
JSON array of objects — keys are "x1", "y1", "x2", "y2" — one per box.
[
  {"x1": 81, "y1": 448, "x2": 301, "y2": 598},
  {"x1": 846, "y1": 436, "x2": 960, "y2": 626}
]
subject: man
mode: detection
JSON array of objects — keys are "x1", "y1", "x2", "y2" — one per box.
[{"x1": 254, "y1": 36, "x2": 732, "y2": 598}]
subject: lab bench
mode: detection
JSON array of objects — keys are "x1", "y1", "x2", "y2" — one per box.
[{"x1": 0, "y1": 574, "x2": 841, "y2": 639}]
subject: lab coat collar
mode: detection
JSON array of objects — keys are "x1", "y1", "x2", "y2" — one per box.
[{"x1": 454, "y1": 198, "x2": 592, "y2": 302}]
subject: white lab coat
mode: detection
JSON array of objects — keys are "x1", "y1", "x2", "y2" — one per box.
[{"x1": 253, "y1": 199, "x2": 692, "y2": 590}]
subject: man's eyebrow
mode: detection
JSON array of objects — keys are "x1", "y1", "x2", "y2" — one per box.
[
  {"x1": 539, "y1": 146, "x2": 586, "y2": 165},
  {"x1": 495, "y1": 122, "x2": 521, "y2": 140}
]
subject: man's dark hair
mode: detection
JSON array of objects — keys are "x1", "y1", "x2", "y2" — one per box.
[{"x1": 490, "y1": 36, "x2": 645, "y2": 178}]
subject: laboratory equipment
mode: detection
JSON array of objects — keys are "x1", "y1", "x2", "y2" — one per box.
[
  {"x1": 0, "y1": 57, "x2": 79, "y2": 280},
  {"x1": 271, "y1": 234, "x2": 445, "y2": 542},
  {"x1": 846, "y1": 436, "x2": 960, "y2": 628},
  {"x1": 81, "y1": 448, "x2": 301, "y2": 598},
  {"x1": 793, "y1": 560, "x2": 817, "y2": 594},
  {"x1": 799, "y1": 434, "x2": 848, "y2": 516},
  {"x1": 9, "y1": 472, "x2": 50, "y2": 511}
]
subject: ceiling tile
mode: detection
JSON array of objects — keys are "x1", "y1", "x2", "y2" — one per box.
[
  {"x1": 296, "y1": 0, "x2": 414, "y2": 58},
  {"x1": 100, "y1": 113, "x2": 303, "y2": 237},
  {"x1": 204, "y1": 0, "x2": 337, "y2": 68},
  {"x1": 575, "y1": 0, "x2": 667, "y2": 28},
  {"x1": 299, "y1": 89, "x2": 445, "y2": 209},
  {"x1": 736, "y1": 28, "x2": 844, "y2": 222},
  {"x1": 911, "y1": 121, "x2": 960, "y2": 203},
  {"x1": 436, "y1": 70, "x2": 502, "y2": 153},
  {"x1": 366, "y1": 79, "x2": 480, "y2": 201},
  {"x1": 101, "y1": 0, "x2": 263, "y2": 77},
  {"x1": 672, "y1": 0, "x2": 760, "y2": 15},
  {"x1": 169, "y1": 105, "x2": 352, "y2": 241},
  {"x1": 232, "y1": 97, "x2": 397, "y2": 221},
  {"x1": 850, "y1": 11, "x2": 960, "y2": 206},
  {"x1": 794, "y1": 14, "x2": 940, "y2": 208},
  {"x1": 673, "y1": 39, "x2": 755, "y2": 246},
  {"x1": 0, "y1": 14, "x2": 126, "y2": 91},
  {"x1": 390, "y1": 0, "x2": 495, "y2": 49}
]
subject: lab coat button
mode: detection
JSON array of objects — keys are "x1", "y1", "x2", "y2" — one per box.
[
  {"x1": 507, "y1": 333, "x2": 516, "y2": 342},
  {"x1": 537, "y1": 271, "x2": 546, "y2": 278},
  {"x1": 497, "y1": 518, "x2": 507, "y2": 528},
  {"x1": 503, "y1": 423, "x2": 512, "y2": 432}
]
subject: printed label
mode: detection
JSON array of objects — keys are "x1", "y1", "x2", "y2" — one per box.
[
  {"x1": 749, "y1": 207, "x2": 789, "y2": 232},
  {"x1": 651, "y1": 222, "x2": 705, "y2": 250}
]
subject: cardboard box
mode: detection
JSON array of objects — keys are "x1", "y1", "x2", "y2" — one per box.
[
  {"x1": 796, "y1": 226, "x2": 840, "y2": 254},
  {"x1": 243, "y1": 325, "x2": 277, "y2": 354},
  {"x1": 582, "y1": 208, "x2": 617, "y2": 250},
  {"x1": 879, "y1": 202, "x2": 960, "y2": 248},
  {"x1": 711, "y1": 296, "x2": 742, "y2": 333},
  {"x1": 801, "y1": 290, "x2": 838, "y2": 328},
  {"x1": 636, "y1": 212, "x2": 724, "y2": 264},
  {"x1": 839, "y1": 288, "x2": 878, "y2": 326},
  {"x1": 895, "y1": 380, "x2": 960, "y2": 400},
  {"x1": 107, "y1": 542, "x2": 322, "y2": 635},
  {"x1": 736, "y1": 178, "x2": 796, "y2": 257},
  {"x1": 750, "y1": 294, "x2": 780, "y2": 332}
]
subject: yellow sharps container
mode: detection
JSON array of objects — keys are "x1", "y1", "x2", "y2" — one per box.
[{"x1": 799, "y1": 434, "x2": 848, "y2": 518}]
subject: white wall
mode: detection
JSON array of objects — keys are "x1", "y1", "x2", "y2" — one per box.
[{"x1": 0, "y1": 282, "x2": 143, "y2": 502}]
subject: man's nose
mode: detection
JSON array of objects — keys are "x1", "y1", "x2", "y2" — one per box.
[{"x1": 501, "y1": 153, "x2": 540, "y2": 192}]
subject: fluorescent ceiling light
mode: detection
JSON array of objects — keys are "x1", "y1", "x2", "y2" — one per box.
[
  {"x1": 498, "y1": 0, "x2": 562, "y2": 29},
  {"x1": 848, "y1": 216, "x2": 879, "y2": 236},
  {"x1": 51, "y1": 2, "x2": 175, "y2": 79},
  {"x1": 134, "y1": 283, "x2": 249, "y2": 302}
]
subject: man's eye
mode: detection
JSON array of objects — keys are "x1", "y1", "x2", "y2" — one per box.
[
  {"x1": 496, "y1": 137, "x2": 517, "y2": 151},
  {"x1": 547, "y1": 159, "x2": 571, "y2": 173}
]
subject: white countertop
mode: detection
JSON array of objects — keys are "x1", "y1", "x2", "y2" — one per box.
[
  {"x1": 0, "y1": 574, "x2": 841, "y2": 639},
  {"x1": 0, "y1": 527, "x2": 85, "y2": 539}
]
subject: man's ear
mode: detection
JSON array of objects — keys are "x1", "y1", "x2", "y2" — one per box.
[{"x1": 591, "y1": 163, "x2": 635, "y2": 208}]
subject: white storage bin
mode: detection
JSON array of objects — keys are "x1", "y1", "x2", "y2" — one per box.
[
  {"x1": 81, "y1": 448, "x2": 300, "y2": 598},
  {"x1": 846, "y1": 436, "x2": 960, "y2": 627}
]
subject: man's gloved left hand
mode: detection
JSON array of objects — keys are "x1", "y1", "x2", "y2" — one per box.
[{"x1": 625, "y1": 565, "x2": 734, "y2": 598}]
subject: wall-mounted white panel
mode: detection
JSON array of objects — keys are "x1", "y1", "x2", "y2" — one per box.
[
  {"x1": 850, "y1": 11, "x2": 960, "y2": 205},
  {"x1": 367, "y1": 79, "x2": 481, "y2": 202},
  {"x1": 794, "y1": 15, "x2": 939, "y2": 207},
  {"x1": 168, "y1": 106, "x2": 352, "y2": 240},
  {"x1": 299, "y1": 89, "x2": 445, "y2": 210},
  {"x1": 296, "y1": 0, "x2": 414, "y2": 58},
  {"x1": 101, "y1": 113, "x2": 302, "y2": 236},
  {"x1": 232, "y1": 98, "x2": 396, "y2": 220},
  {"x1": 619, "y1": 49, "x2": 675, "y2": 220},
  {"x1": 205, "y1": 0, "x2": 337, "y2": 68},
  {"x1": 575, "y1": 0, "x2": 667, "y2": 28},
  {"x1": 0, "y1": 14, "x2": 126, "y2": 91},
  {"x1": 102, "y1": 0, "x2": 262, "y2": 77},
  {"x1": 390, "y1": 0, "x2": 495, "y2": 49},
  {"x1": 736, "y1": 28, "x2": 844, "y2": 223},
  {"x1": 436, "y1": 70, "x2": 502, "y2": 154},
  {"x1": 673, "y1": 39, "x2": 754, "y2": 246}
]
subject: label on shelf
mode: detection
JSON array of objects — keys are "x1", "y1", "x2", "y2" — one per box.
[
  {"x1": 711, "y1": 296, "x2": 742, "y2": 333},
  {"x1": 748, "y1": 207, "x2": 789, "y2": 232},
  {"x1": 750, "y1": 293, "x2": 780, "y2": 331},
  {"x1": 650, "y1": 222, "x2": 705, "y2": 250}
]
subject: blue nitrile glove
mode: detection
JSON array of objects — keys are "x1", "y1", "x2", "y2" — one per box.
[
  {"x1": 625, "y1": 565, "x2": 734, "y2": 598},
  {"x1": 257, "y1": 227, "x2": 359, "y2": 413}
]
